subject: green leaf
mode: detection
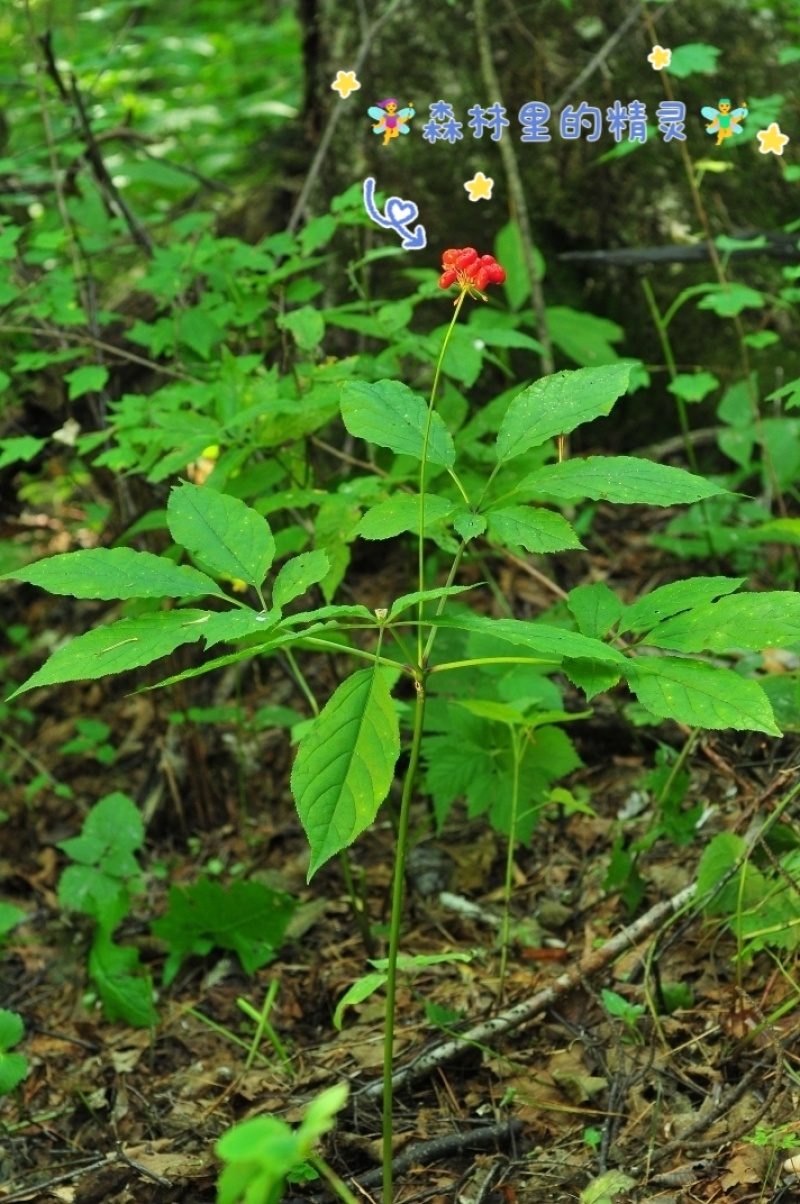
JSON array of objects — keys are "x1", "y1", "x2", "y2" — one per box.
[
  {"x1": 643, "y1": 592, "x2": 800, "y2": 653},
  {"x1": 623, "y1": 577, "x2": 745, "y2": 634},
  {"x1": 272, "y1": 550, "x2": 330, "y2": 611},
  {"x1": 388, "y1": 584, "x2": 476, "y2": 620},
  {"x1": 151, "y1": 878, "x2": 296, "y2": 986},
  {"x1": 355, "y1": 494, "x2": 456, "y2": 540},
  {"x1": 2, "y1": 548, "x2": 226, "y2": 600},
  {"x1": 667, "y1": 372, "x2": 720, "y2": 403},
  {"x1": 546, "y1": 307, "x2": 623, "y2": 367},
  {"x1": 64, "y1": 365, "x2": 109, "y2": 400},
  {"x1": 434, "y1": 613, "x2": 626, "y2": 665},
  {"x1": 292, "y1": 667, "x2": 400, "y2": 878},
  {"x1": 696, "y1": 832, "x2": 744, "y2": 910},
  {"x1": 0, "y1": 903, "x2": 25, "y2": 936},
  {"x1": 625, "y1": 657, "x2": 780, "y2": 734},
  {"x1": 57, "y1": 792, "x2": 144, "y2": 877},
  {"x1": 667, "y1": 42, "x2": 721, "y2": 78},
  {"x1": 58, "y1": 865, "x2": 129, "y2": 928},
  {"x1": 563, "y1": 659, "x2": 622, "y2": 701},
  {"x1": 340, "y1": 380, "x2": 455, "y2": 467},
  {"x1": 516, "y1": 456, "x2": 728, "y2": 505},
  {"x1": 278, "y1": 305, "x2": 325, "y2": 351},
  {"x1": 567, "y1": 583, "x2": 624, "y2": 639},
  {"x1": 453, "y1": 510, "x2": 487, "y2": 542},
  {"x1": 88, "y1": 932, "x2": 158, "y2": 1027},
  {"x1": 496, "y1": 363, "x2": 630, "y2": 464},
  {"x1": 486, "y1": 505, "x2": 583, "y2": 553},
  {"x1": 697, "y1": 284, "x2": 765, "y2": 317},
  {"x1": 495, "y1": 219, "x2": 542, "y2": 310},
  {"x1": 0, "y1": 1008, "x2": 27, "y2": 1095},
  {"x1": 8, "y1": 609, "x2": 214, "y2": 697},
  {"x1": 167, "y1": 483, "x2": 275, "y2": 589},
  {"x1": 333, "y1": 971, "x2": 388, "y2": 1030},
  {"x1": 178, "y1": 308, "x2": 224, "y2": 359},
  {"x1": 0, "y1": 436, "x2": 47, "y2": 469}
]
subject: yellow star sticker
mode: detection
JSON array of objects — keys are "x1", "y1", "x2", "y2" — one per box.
[
  {"x1": 757, "y1": 122, "x2": 789, "y2": 155},
  {"x1": 647, "y1": 45, "x2": 671, "y2": 70},
  {"x1": 464, "y1": 171, "x2": 494, "y2": 202},
  {"x1": 331, "y1": 70, "x2": 361, "y2": 100}
]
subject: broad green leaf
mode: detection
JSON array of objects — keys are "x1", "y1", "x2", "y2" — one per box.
[
  {"x1": 516, "y1": 456, "x2": 728, "y2": 505},
  {"x1": 88, "y1": 933, "x2": 158, "y2": 1027},
  {"x1": 496, "y1": 218, "x2": 539, "y2": 310},
  {"x1": 696, "y1": 831, "x2": 744, "y2": 911},
  {"x1": 453, "y1": 510, "x2": 487, "y2": 542},
  {"x1": 563, "y1": 659, "x2": 622, "y2": 700},
  {"x1": 642, "y1": 592, "x2": 800, "y2": 652},
  {"x1": 0, "y1": 903, "x2": 25, "y2": 936},
  {"x1": 64, "y1": 365, "x2": 109, "y2": 400},
  {"x1": 486, "y1": 505, "x2": 583, "y2": 553},
  {"x1": 198, "y1": 609, "x2": 276, "y2": 650},
  {"x1": 434, "y1": 613, "x2": 626, "y2": 664},
  {"x1": 0, "y1": 1008, "x2": 27, "y2": 1095},
  {"x1": 57, "y1": 792, "x2": 143, "y2": 876},
  {"x1": 8, "y1": 609, "x2": 214, "y2": 697},
  {"x1": 2, "y1": 548, "x2": 225, "y2": 601},
  {"x1": 272, "y1": 550, "x2": 330, "y2": 611},
  {"x1": 546, "y1": 308, "x2": 623, "y2": 367},
  {"x1": 167, "y1": 483, "x2": 275, "y2": 589},
  {"x1": 178, "y1": 308, "x2": 224, "y2": 359},
  {"x1": 0, "y1": 436, "x2": 46, "y2": 469},
  {"x1": 0, "y1": 1009, "x2": 23, "y2": 1051},
  {"x1": 355, "y1": 493, "x2": 456, "y2": 540},
  {"x1": 292, "y1": 667, "x2": 400, "y2": 878},
  {"x1": 297, "y1": 1083, "x2": 350, "y2": 1146},
  {"x1": 388, "y1": 584, "x2": 476, "y2": 620},
  {"x1": 151, "y1": 878, "x2": 296, "y2": 985},
  {"x1": 580, "y1": 1169, "x2": 637, "y2": 1204},
  {"x1": 496, "y1": 363, "x2": 630, "y2": 464},
  {"x1": 667, "y1": 42, "x2": 721, "y2": 78},
  {"x1": 567, "y1": 583, "x2": 624, "y2": 639},
  {"x1": 278, "y1": 305, "x2": 325, "y2": 351},
  {"x1": 667, "y1": 372, "x2": 720, "y2": 403},
  {"x1": 623, "y1": 577, "x2": 745, "y2": 634},
  {"x1": 341, "y1": 380, "x2": 455, "y2": 467},
  {"x1": 58, "y1": 865, "x2": 129, "y2": 929},
  {"x1": 625, "y1": 657, "x2": 780, "y2": 734},
  {"x1": 698, "y1": 284, "x2": 765, "y2": 318}
]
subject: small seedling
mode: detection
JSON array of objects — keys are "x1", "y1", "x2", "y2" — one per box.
[
  {"x1": 600, "y1": 988, "x2": 646, "y2": 1044},
  {"x1": 0, "y1": 1009, "x2": 28, "y2": 1095}
]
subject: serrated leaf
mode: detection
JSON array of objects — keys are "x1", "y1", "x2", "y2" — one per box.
[
  {"x1": 58, "y1": 865, "x2": 129, "y2": 928},
  {"x1": 696, "y1": 832, "x2": 744, "y2": 910},
  {"x1": 434, "y1": 613, "x2": 626, "y2": 665},
  {"x1": 623, "y1": 577, "x2": 744, "y2": 634},
  {"x1": 278, "y1": 305, "x2": 325, "y2": 351},
  {"x1": 667, "y1": 41, "x2": 721, "y2": 78},
  {"x1": 0, "y1": 903, "x2": 25, "y2": 936},
  {"x1": 643, "y1": 592, "x2": 800, "y2": 653},
  {"x1": 199, "y1": 609, "x2": 276, "y2": 650},
  {"x1": 487, "y1": 505, "x2": 583, "y2": 553},
  {"x1": 151, "y1": 878, "x2": 296, "y2": 985},
  {"x1": 516, "y1": 456, "x2": 728, "y2": 505},
  {"x1": 291, "y1": 667, "x2": 400, "y2": 878},
  {"x1": 697, "y1": 284, "x2": 764, "y2": 317},
  {"x1": 568, "y1": 583, "x2": 623, "y2": 639},
  {"x1": 625, "y1": 657, "x2": 780, "y2": 734},
  {"x1": 1, "y1": 547, "x2": 225, "y2": 600},
  {"x1": 88, "y1": 933, "x2": 158, "y2": 1027},
  {"x1": 0, "y1": 1048, "x2": 27, "y2": 1094},
  {"x1": 355, "y1": 493, "x2": 455, "y2": 540},
  {"x1": 167, "y1": 483, "x2": 275, "y2": 589},
  {"x1": 667, "y1": 371, "x2": 720, "y2": 403},
  {"x1": 453, "y1": 509, "x2": 487, "y2": 541},
  {"x1": 272, "y1": 550, "x2": 330, "y2": 611},
  {"x1": 563, "y1": 658, "x2": 622, "y2": 700},
  {"x1": 57, "y1": 791, "x2": 143, "y2": 875},
  {"x1": 64, "y1": 364, "x2": 109, "y2": 400},
  {"x1": 0, "y1": 436, "x2": 46, "y2": 469},
  {"x1": 8, "y1": 609, "x2": 214, "y2": 697},
  {"x1": 0, "y1": 1009, "x2": 24, "y2": 1052},
  {"x1": 341, "y1": 380, "x2": 455, "y2": 467},
  {"x1": 496, "y1": 363, "x2": 630, "y2": 464}
]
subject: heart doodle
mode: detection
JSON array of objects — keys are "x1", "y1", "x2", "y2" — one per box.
[{"x1": 385, "y1": 196, "x2": 419, "y2": 228}]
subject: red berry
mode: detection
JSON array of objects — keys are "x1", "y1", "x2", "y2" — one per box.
[{"x1": 438, "y1": 269, "x2": 458, "y2": 288}]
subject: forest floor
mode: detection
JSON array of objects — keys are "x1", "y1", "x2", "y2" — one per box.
[{"x1": 1, "y1": 502, "x2": 799, "y2": 1204}]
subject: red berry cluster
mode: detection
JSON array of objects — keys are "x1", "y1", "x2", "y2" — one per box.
[{"x1": 438, "y1": 247, "x2": 506, "y2": 297}]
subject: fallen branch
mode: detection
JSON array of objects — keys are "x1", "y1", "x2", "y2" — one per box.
[{"x1": 362, "y1": 883, "x2": 697, "y2": 1101}]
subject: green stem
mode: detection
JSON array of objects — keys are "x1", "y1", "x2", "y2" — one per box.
[
  {"x1": 422, "y1": 543, "x2": 466, "y2": 663},
  {"x1": 309, "y1": 1155, "x2": 361, "y2": 1204},
  {"x1": 429, "y1": 656, "x2": 556, "y2": 675},
  {"x1": 382, "y1": 675, "x2": 427, "y2": 1204},
  {"x1": 640, "y1": 278, "x2": 698, "y2": 476},
  {"x1": 418, "y1": 292, "x2": 467, "y2": 661},
  {"x1": 498, "y1": 729, "x2": 522, "y2": 1000}
]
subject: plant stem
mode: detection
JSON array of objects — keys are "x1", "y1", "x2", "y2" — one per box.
[
  {"x1": 498, "y1": 729, "x2": 522, "y2": 1000},
  {"x1": 418, "y1": 292, "x2": 466, "y2": 662},
  {"x1": 382, "y1": 675, "x2": 427, "y2": 1204}
]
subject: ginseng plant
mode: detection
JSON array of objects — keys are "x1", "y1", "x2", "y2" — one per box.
[{"x1": 4, "y1": 246, "x2": 787, "y2": 1204}]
